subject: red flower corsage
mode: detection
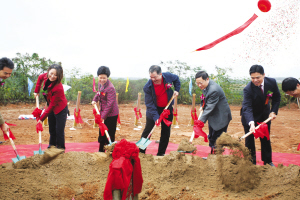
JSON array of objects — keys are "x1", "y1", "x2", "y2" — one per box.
[
  {"x1": 165, "y1": 83, "x2": 172, "y2": 89},
  {"x1": 265, "y1": 90, "x2": 273, "y2": 105},
  {"x1": 200, "y1": 94, "x2": 206, "y2": 108}
]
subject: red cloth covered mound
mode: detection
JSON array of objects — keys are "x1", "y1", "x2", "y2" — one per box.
[{"x1": 104, "y1": 139, "x2": 143, "y2": 200}]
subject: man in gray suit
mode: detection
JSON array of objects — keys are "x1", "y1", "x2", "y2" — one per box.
[{"x1": 195, "y1": 71, "x2": 232, "y2": 154}]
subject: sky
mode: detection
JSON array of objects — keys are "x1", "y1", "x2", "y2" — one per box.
[{"x1": 1, "y1": 0, "x2": 299, "y2": 79}]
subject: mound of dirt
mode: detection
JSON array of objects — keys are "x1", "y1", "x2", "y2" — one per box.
[
  {"x1": 1, "y1": 145, "x2": 300, "y2": 200},
  {"x1": 177, "y1": 138, "x2": 197, "y2": 152}
]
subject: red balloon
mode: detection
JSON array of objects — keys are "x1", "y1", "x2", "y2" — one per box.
[{"x1": 258, "y1": 0, "x2": 271, "y2": 12}]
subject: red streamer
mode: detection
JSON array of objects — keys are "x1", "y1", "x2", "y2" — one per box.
[
  {"x1": 32, "y1": 108, "x2": 43, "y2": 121},
  {"x1": 36, "y1": 123, "x2": 43, "y2": 133},
  {"x1": 117, "y1": 114, "x2": 121, "y2": 124},
  {"x1": 93, "y1": 77, "x2": 97, "y2": 92},
  {"x1": 74, "y1": 108, "x2": 83, "y2": 124},
  {"x1": 134, "y1": 107, "x2": 142, "y2": 120},
  {"x1": 195, "y1": 14, "x2": 258, "y2": 51},
  {"x1": 254, "y1": 122, "x2": 270, "y2": 140},
  {"x1": 104, "y1": 139, "x2": 143, "y2": 200},
  {"x1": 1, "y1": 122, "x2": 16, "y2": 140},
  {"x1": 155, "y1": 109, "x2": 172, "y2": 127},
  {"x1": 193, "y1": 120, "x2": 208, "y2": 142}
]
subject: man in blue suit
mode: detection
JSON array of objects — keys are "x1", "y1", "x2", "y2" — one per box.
[
  {"x1": 139, "y1": 65, "x2": 181, "y2": 156},
  {"x1": 241, "y1": 65, "x2": 281, "y2": 166}
]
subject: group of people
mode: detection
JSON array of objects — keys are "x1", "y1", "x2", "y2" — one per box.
[{"x1": 1, "y1": 57, "x2": 300, "y2": 166}]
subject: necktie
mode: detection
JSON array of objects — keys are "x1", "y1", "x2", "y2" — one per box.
[{"x1": 259, "y1": 85, "x2": 264, "y2": 94}]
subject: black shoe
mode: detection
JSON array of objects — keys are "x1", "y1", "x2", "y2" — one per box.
[
  {"x1": 267, "y1": 162, "x2": 275, "y2": 167},
  {"x1": 156, "y1": 154, "x2": 165, "y2": 156}
]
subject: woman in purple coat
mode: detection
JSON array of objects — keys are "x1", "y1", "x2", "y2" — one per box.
[{"x1": 92, "y1": 66, "x2": 119, "y2": 152}]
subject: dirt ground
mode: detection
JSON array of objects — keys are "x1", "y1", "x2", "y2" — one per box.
[{"x1": 0, "y1": 102, "x2": 300, "y2": 199}]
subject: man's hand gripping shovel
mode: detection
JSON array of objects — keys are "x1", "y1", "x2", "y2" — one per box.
[
  {"x1": 136, "y1": 95, "x2": 175, "y2": 150},
  {"x1": 239, "y1": 117, "x2": 272, "y2": 141}
]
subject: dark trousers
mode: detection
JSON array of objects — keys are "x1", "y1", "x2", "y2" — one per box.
[
  {"x1": 48, "y1": 105, "x2": 68, "y2": 149},
  {"x1": 243, "y1": 121, "x2": 272, "y2": 165},
  {"x1": 98, "y1": 115, "x2": 118, "y2": 152},
  {"x1": 140, "y1": 107, "x2": 173, "y2": 156},
  {"x1": 208, "y1": 124, "x2": 228, "y2": 149}
]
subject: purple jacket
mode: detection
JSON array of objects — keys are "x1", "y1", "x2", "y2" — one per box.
[{"x1": 93, "y1": 79, "x2": 119, "y2": 120}]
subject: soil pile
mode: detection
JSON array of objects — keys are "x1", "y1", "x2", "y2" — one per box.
[
  {"x1": 177, "y1": 138, "x2": 197, "y2": 152},
  {"x1": 216, "y1": 133, "x2": 260, "y2": 192},
  {"x1": 1, "y1": 147, "x2": 300, "y2": 199}
]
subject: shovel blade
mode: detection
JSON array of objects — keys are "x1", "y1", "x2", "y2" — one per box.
[
  {"x1": 34, "y1": 149, "x2": 44, "y2": 155},
  {"x1": 136, "y1": 138, "x2": 152, "y2": 150},
  {"x1": 12, "y1": 155, "x2": 26, "y2": 163}
]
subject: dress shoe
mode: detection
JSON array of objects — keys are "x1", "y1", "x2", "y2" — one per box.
[
  {"x1": 156, "y1": 153, "x2": 165, "y2": 156},
  {"x1": 265, "y1": 162, "x2": 275, "y2": 167}
]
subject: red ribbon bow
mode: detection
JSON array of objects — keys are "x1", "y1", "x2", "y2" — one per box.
[
  {"x1": 155, "y1": 109, "x2": 172, "y2": 127},
  {"x1": 93, "y1": 108, "x2": 108, "y2": 136},
  {"x1": 191, "y1": 108, "x2": 198, "y2": 120},
  {"x1": 173, "y1": 109, "x2": 178, "y2": 121},
  {"x1": 36, "y1": 123, "x2": 43, "y2": 133},
  {"x1": 134, "y1": 107, "x2": 142, "y2": 120},
  {"x1": 74, "y1": 108, "x2": 83, "y2": 124},
  {"x1": 193, "y1": 120, "x2": 208, "y2": 142},
  {"x1": 253, "y1": 122, "x2": 270, "y2": 140},
  {"x1": 32, "y1": 108, "x2": 43, "y2": 121}
]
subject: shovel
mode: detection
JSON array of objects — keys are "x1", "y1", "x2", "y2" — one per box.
[
  {"x1": 34, "y1": 96, "x2": 44, "y2": 155},
  {"x1": 239, "y1": 117, "x2": 272, "y2": 141},
  {"x1": 177, "y1": 107, "x2": 204, "y2": 153},
  {"x1": 93, "y1": 104, "x2": 117, "y2": 146},
  {"x1": 5, "y1": 131, "x2": 26, "y2": 163},
  {"x1": 136, "y1": 95, "x2": 175, "y2": 150}
]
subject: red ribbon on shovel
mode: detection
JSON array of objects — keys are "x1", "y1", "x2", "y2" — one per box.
[
  {"x1": 254, "y1": 122, "x2": 270, "y2": 140},
  {"x1": 191, "y1": 108, "x2": 198, "y2": 120},
  {"x1": 191, "y1": 111, "x2": 208, "y2": 142},
  {"x1": 93, "y1": 108, "x2": 108, "y2": 136},
  {"x1": 297, "y1": 143, "x2": 300, "y2": 151},
  {"x1": 117, "y1": 114, "x2": 121, "y2": 124},
  {"x1": 32, "y1": 107, "x2": 43, "y2": 121},
  {"x1": 36, "y1": 123, "x2": 43, "y2": 133},
  {"x1": 155, "y1": 109, "x2": 172, "y2": 127},
  {"x1": 1, "y1": 122, "x2": 16, "y2": 140}
]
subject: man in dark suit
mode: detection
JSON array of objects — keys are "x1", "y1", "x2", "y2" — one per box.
[
  {"x1": 241, "y1": 65, "x2": 281, "y2": 166},
  {"x1": 195, "y1": 71, "x2": 232, "y2": 154}
]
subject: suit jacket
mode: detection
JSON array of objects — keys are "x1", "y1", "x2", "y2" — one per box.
[
  {"x1": 200, "y1": 80, "x2": 232, "y2": 131},
  {"x1": 35, "y1": 73, "x2": 68, "y2": 121},
  {"x1": 144, "y1": 72, "x2": 181, "y2": 122},
  {"x1": 92, "y1": 79, "x2": 119, "y2": 120},
  {"x1": 241, "y1": 77, "x2": 281, "y2": 126}
]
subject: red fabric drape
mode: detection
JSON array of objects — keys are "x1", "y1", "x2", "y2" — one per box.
[
  {"x1": 74, "y1": 108, "x2": 83, "y2": 124},
  {"x1": 134, "y1": 107, "x2": 142, "y2": 120},
  {"x1": 173, "y1": 109, "x2": 178, "y2": 122},
  {"x1": 32, "y1": 108, "x2": 43, "y2": 121},
  {"x1": 254, "y1": 122, "x2": 270, "y2": 140},
  {"x1": 104, "y1": 139, "x2": 143, "y2": 200},
  {"x1": 155, "y1": 109, "x2": 172, "y2": 127},
  {"x1": 195, "y1": 14, "x2": 258, "y2": 51},
  {"x1": 36, "y1": 123, "x2": 43, "y2": 133},
  {"x1": 93, "y1": 108, "x2": 108, "y2": 136}
]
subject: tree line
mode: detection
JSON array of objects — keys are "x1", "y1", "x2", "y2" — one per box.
[{"x1": 0, "y1": 53, "x2": 294, "y2": 107}]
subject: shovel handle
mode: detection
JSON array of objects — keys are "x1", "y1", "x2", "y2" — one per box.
[
  {"x1": 93, "y1": 104, "x2": 100, "y2": 115},
  {"x1": 239, "y1": 117, "x2": 272, "y2": 140},
  {"x1": 189, "y1": 107, "x2": 203, "y2": 143},
  {"x1": 6, "y1": 131, "x2": 17, "y2": 151},
  {"x1": 164, "y1": 95, "x2": 175, "y2": 110},
  {"x1": 36, "y1": 96, "x2": 39, "y2": 109}
]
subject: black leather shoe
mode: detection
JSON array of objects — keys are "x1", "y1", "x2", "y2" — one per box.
[{"x1": 265, "y1": 162, "x2": 275, "y2": 167}]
